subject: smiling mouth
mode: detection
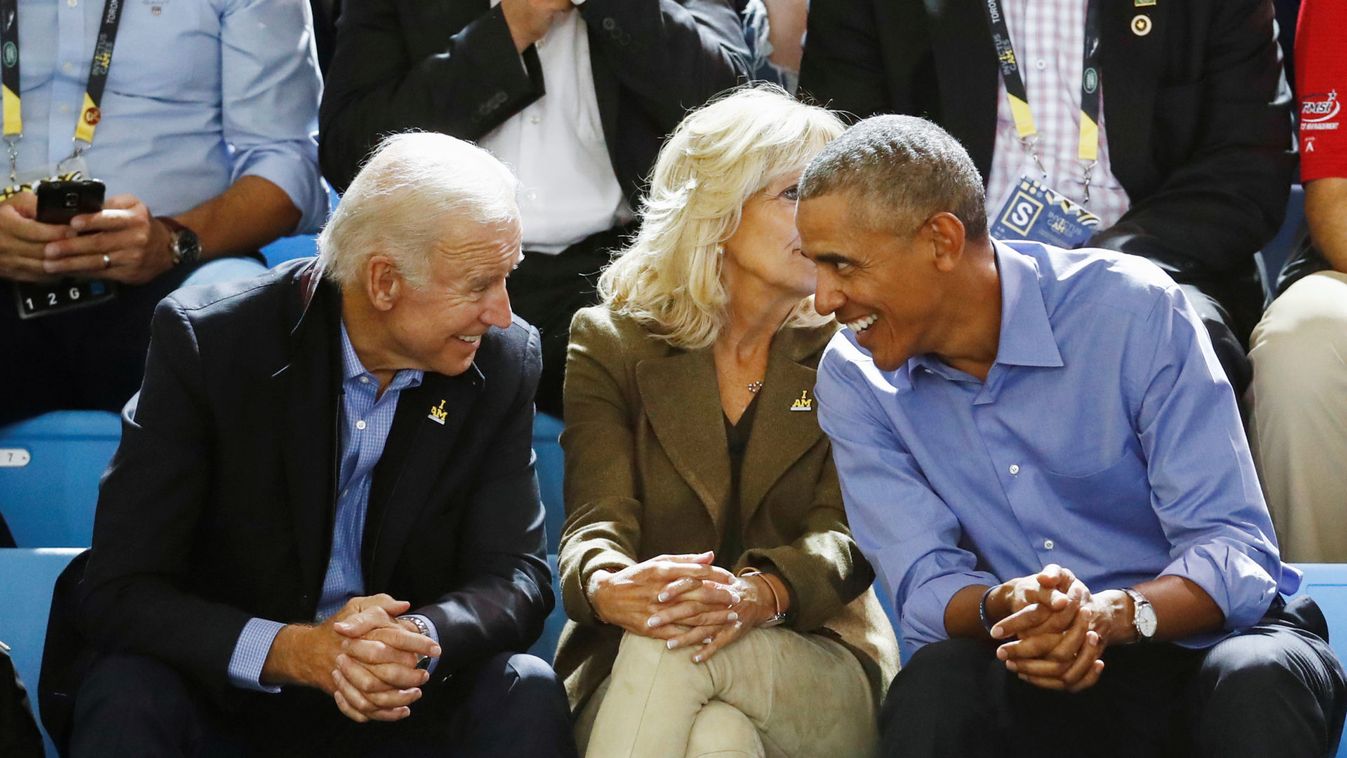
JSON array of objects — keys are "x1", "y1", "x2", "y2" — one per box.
[
  {"x1": 845, "y1": 314, "x2": 878, "y2": 333},
  {"x1": 455, "y1": 334, "x2": 481, "y2": 345}
]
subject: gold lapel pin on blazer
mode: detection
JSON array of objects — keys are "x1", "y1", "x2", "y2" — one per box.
[
  {"x1": 1134, "y1": 0, "x2": 1155, "y2": 7},
  {"x1": 1131, "y1": 14, "x2": 1153, "y2": 36},
  {"x1": 428, "y1": 400, "x2": 448, "y2": 425},
  {"x1": 790, "y1": 390, "x2": 813, "y2": 412}
]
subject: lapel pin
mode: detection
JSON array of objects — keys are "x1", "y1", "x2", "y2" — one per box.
[
  {"x1": 790, "y1": 390, "x2": 813, "y2": 413},
  {"x1": 428, "y1": 400, "x2": 448, "y2": 425},
  {"x1": 1131, "y1": 14, "x2": 1152, "y2": 36},
  {"x1": 1134, "y1": 0, "x2": 1155, "y2": 6}
]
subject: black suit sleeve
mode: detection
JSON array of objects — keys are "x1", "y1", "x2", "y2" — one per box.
[
  {"x1": 797, "y1": 0, "x2": 895, "y2": 118},
  {"x1": 318, "y1": 0, "x2": 545, "y2": 191},
  {"x1": 1090, "y1": 0, "x2": 1294, "y2": 275},
  {"x1": 78, "y1": 298, "x2": 252, "y2": 691},
  {"x1": 415, "y1": 326, "x2": 554, "y2": 674},
  {"x1": 577, "y1": 0, "x2": 749, "y2": 126}
]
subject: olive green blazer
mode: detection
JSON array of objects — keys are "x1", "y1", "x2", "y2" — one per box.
[{"x1": 554, "y1": 305, "x2": 900, "y2": 712}]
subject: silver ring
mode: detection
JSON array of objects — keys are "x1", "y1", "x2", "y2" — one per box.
[{"x1": 102, "y1": 253, "x2": 111, "y2": 269}]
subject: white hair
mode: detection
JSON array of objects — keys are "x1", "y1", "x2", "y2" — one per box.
[{"x1": 318, "y1": 132, "x2": 519, "y2": 288}]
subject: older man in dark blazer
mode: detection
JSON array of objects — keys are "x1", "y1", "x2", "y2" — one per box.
[
  {"x1": 799, "y1": 0, "x2": 1294, "y2": 399},
  {"x1": 317, "y1": 0, "x2": 750, "y2": 418},
  {"x1": 65, "y1": 134, "x2": 575, "y2": 757}
]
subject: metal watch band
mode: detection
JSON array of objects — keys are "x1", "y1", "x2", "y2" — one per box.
[{"x1": 399, "y1": 615, "x2": 435, "y2": 670}]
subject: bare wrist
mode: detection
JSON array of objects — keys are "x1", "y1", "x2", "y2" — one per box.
[
  {"x1": 1097, "y1": 589, "x2": 1135, "y2": 645},
  {"x1": 261, "y1": 623, "x2": 308, "y2": 687}
]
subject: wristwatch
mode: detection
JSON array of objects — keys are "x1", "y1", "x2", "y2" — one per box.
[
  {"x1": 399, "y1": 615, "x2": 436, "y2": 670},
  {"x1": 156, "y1": 216, "x2": 201, "y2": 267},
  {"x1": 1123, "y1": 588, "x2": 1157, "y2": 642}
]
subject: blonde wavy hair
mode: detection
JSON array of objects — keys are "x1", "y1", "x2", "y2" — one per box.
[{"x1": 598, "y1": 86, "x2": 845, "y2": 350}]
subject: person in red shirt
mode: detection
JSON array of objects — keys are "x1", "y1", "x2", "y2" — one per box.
[{"x1": 1247, "y1": 0, "x2": 1347, "y2": 562}]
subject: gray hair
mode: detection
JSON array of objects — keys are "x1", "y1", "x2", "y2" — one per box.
[
  {"x1": 318, "y1": 132, "x2": 519, "y2": 288},
  {"x1": 798, "y1": 115, "x2": 988, "y2": 240}
]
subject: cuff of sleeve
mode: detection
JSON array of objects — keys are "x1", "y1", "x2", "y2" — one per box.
[
  {"x1": 402, "y1": 614, "x2": 442, "y2": 675},
  {"x1": 232, "y1": 145, "x2": 328, "y2": 234},
  {"x1": 227, "y1": 618, "x2": 287, "y2": 693},
  {"x1": 901, "y1": 571, "x2": 999, "y2": 655},
  {"x1": 1160, "y1": 543, "x2": 1278, "y2": 632}
]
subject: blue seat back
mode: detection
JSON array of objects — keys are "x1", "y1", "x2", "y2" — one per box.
[
  {"x1": 0, "y1": 547, "x2": 82, "y2": 756},
  {"x1": 529, "y1": 553, "x2": 566, "y2": 663},
  {"x1": 0, "y1": 412, "x2": 120, "y2": 547},
  {"x1": 533, "y1": 413, "x2": 566, "y2": 554}
]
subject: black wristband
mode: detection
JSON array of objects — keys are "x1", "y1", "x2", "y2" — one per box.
[{"x1": 978, "y1": 585, "x2": 998, "y2": 634}]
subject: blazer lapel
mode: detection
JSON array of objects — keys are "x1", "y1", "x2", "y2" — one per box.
[
  {"x1": 364, "y1": 366, "x2": 483, "y2": 590},
  {"x1": 1100, "y1": 0, "x2": 1167, "y2": 191},
  {"x1": 739, "y1": 329, "x2": 826, "y2": 528},
  {"x1": 635, "y1": 350, "x2": 731, "y2": 533},
  {"x1": 274, "y1": 265, "x2": 342, "y2": 607}
]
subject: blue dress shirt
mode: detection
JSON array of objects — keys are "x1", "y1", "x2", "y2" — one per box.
[
  {"x1": 226, "y1": 323, "x2": 434, "y2": 691},
  {"x1": 817, "y1": 241, "x2": 1298, "y2": 657},
  {"x1": 12, "y1": 0, "x2": 326, "y2": 231}
]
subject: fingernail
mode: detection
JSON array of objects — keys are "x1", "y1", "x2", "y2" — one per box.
[
  {"x1": 430, "y1": 646, "x2": 442, "y2": 656},
  {"x1": 666, "y1": 639, "x2": 679, "y2": 650},
  {"x1": 335, "y1": 622, "x2": 349, "y2": 630},
  {"x1": 646, "y1": 616, "x2": 660, "y2": 628},
  {"x1": 692, "y1": 655, "x2": 702, "y2": 663},
  {"x1": 657, "y1": 593, "x2": 668, "y2": 603},
  {"x1": 729, "y1": 593, "x2": 741, "y2": 605},
  {"x1": 702, "y1": 637, "x2": 711, "y2": 645},
  {"x1": 1005, "y1": 661, "x2": 1017, "y2": 672},
  {"x1": 727, "y1": 611, "x2": 739, "y2": 622},
  {"x1": 990, "y1": 625, "x2": 1003, "y2": 639},
  {"x1": 70, "y1": 218, "x2": 84, "y2": 229},
  {"x1": 43, "y1": 243, "x2": 56, "y2": 255}
]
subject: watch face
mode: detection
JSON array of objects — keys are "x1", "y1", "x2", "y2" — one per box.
[
  {"x1": 1137, "y1": 604, "x2": 1158, "y2": 638},
  {"x1": 178, "y1": 229, "x2": 202, "y2": 264}
]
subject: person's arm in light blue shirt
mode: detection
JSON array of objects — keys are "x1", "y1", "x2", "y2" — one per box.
[
  {"x1": 1129, "y1": 285, "x2": 1288, "y2": 639},
  {"x1": 816, "y1": 335, "x2": 999, "y2": 656},
  {"x1": 215, "y1": 0, "x2": 327, "y2": 236}
]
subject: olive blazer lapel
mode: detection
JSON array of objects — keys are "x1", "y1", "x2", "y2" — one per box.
[
  {"x1": 635, "y1": 349, "x2": 732, "y2": 533},
  {"x1": 739, "y1": 326, "x2": 831, "y2": 527}
]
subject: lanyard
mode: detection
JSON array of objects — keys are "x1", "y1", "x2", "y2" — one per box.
[
  {"x1": 983, "y1": 0, "x2": 1102, "y2": 203},
  {"x1": 0, "y1": 0, "x2": 126, "y2": 182}
]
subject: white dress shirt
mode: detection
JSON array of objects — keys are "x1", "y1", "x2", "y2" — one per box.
[{"x1": 479, "y1": 3, "x2": 631, "y2": 254}]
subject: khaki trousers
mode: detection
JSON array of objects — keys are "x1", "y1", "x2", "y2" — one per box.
[
  {"x1": 1247, "y1": 271, "x2": 1347, "y2": 561},
  {"x1": 577, "y1": 628, "x2": 876, "y2": 758}
]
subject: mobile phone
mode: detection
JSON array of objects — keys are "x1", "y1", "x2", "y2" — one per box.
[{"x1": 35, "y1": 178, "x2": 105, "y2": 225}]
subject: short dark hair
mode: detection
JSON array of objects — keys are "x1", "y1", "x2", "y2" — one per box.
[{"x1": 798, "y1": 115, "x2": 987, "y2": 240}]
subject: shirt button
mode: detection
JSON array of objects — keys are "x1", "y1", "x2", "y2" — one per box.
[
  {"x1": 359, "y1": 376, "x2": 370, "y2": 384},
  {"x1": 1043, "y1": 539, "x2": 1055, "y2": 550},
  {"x1": 355, "y1": 420, "x2": 367, "y2": 431},
  {"x1": 528, "y1": 114, "x2": 541, "y2": 125},
  {"x1": 62, "y1": 62, "x2": 76, "y2": 75},
  {"x1": 59, "y1": 104, "x2": 70, "y2": 114},
  {"x1": 1035, "y1": 58, "x2": 1046, "y2": 70},
  {"x1": 1008, "y1": 464, "x2": 1020, "y2": 475},
  {"x1": 66, "y1": 0, "x2": 77, "y2": 6}
]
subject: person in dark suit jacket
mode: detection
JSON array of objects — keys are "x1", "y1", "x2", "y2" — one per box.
[
  {"x1": 798, "y1": 0, "x2": 1295, "y2": 399},
  {"x1": 317, "y1": 0, "x2": 750, "y2": 418},
  {"x1": 66, "y1": 133, "x2": 576, "y2": 757}
]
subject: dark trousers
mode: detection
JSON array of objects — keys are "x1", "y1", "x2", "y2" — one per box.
[
  {"x1": 0, "y1": 267, "x2": 192, "y2": 427},
  {"x1": 508, "y1": 225, "x2": 632, "y2": 418},
  {"x1": 1165, "y1": 263, "x2": 1264, "y2": 404},
  {"x1": 881, "y1": 597, "x2": 1347, "y2": 758},
  {"x1": 69, "y1": 652, "x2": 577, "y2": 758}
]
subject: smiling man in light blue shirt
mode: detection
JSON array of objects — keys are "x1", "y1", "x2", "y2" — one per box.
[{"x1": 795, "y1": 115, "x2": 1346, "y2": 758}]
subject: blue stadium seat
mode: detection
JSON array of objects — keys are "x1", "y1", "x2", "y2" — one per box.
[
  {"x1": 1292, "y1": 564, "x2": 1347, "y2": 758},
  {"x1": 1260, "y1": 184, "x2": 1306, "y2": 299},
  {"x1": 533, "y1": 413, "x2": 566, "y2": 553},
  {"x1": 0, "y1": 411, "x2": 120, "y2": 547},
  {"x1": 529, "y1": 553, "x2": 567, "y2": 663},
  {"x1": 0, "y1": 547, "x2": 82, "y2": 756},
  {"x1": 260, "y1": 233, "x2": 319, "y2": 267}
]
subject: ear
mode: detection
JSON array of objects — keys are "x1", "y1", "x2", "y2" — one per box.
[
  {"x1": 364, "y1": 254, "x2": 402, "y2": 312},
  {"x1": 925, "y1": 212, "x2": 968, "y2": 272}
]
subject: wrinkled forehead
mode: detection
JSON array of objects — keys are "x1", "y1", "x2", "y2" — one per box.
[{"x1": 430, "y1": 215, "x2": 523, "y2": 281}]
